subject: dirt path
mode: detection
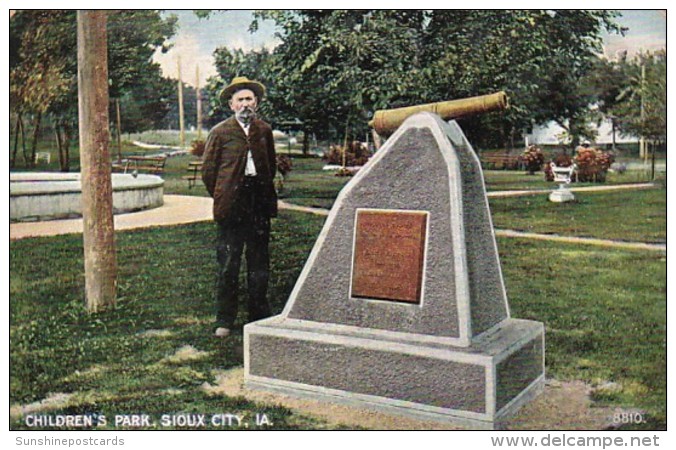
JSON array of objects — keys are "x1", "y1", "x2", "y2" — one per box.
[
  {"x1": 486, "y1": 182, "x2": 655, "y2": 198},
  {"x1": 495, "y1": 229, "x2": 666, "y2": 252},
  {"x1": 201, "y1": 368, "x2": 627, "y2": 430}
]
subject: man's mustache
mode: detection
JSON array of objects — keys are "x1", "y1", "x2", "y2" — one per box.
[{"x1": 237, "y1": 107, "x2": 256, "y2": 123}]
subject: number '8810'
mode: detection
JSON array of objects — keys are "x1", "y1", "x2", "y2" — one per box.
[{"x1": 613, "y1": 412, "x2": 644, "y2": 424}]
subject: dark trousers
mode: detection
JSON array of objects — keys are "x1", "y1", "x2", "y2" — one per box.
[{"x1": 214, "y1": 179, "x2": 272, "y2": 328}]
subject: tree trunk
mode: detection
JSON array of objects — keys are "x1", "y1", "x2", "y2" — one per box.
[
  {"x1": 63, "y1": 122, "x2": 71, "y2": 172},
  {"x1": 77, "y1": 10, "x2": 117, "y2": 313},
  {"x1": 11, "y1": 113, "x2": 22, "y2": 169},
  {"x1": 20, "y1": 114, "x2": 28, "y2": 166},
  {"x1": 651, "y1": 140, "x2": 656, "y2": 181},
  {"x1": 611, "y1": 117, "x2": 616, "y2": 152},
  {"x1": 115, "y1": 98, "x2": 122, "y2": 163},
  {"x1": 55, "y1": 121, "x2": 71, "y2": 172},
  {"x1": 29, "y1": 111, "x2": 42, "y2": 168},
  {"x1": 303, "y1": 127, "x2": 310, "y2": 155},
  {"x1": 55, "y1": 124, "x2": 65, "y2": 170},
  {"x1": 177, "y1": 57, "x2": 185, "y2": 148}
]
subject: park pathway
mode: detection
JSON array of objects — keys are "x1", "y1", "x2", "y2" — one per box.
[
  {"x1": 10, "y1": 183, "x2": 664, "y2": 252},
  {"x1": 485, "y1": 182, "x2": 656, "y2": 198},
  {"x1": 10, "y1": 195, "x2": 213, "y2": 240}
]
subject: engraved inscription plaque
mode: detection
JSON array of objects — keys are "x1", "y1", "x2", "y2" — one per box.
[{"x1": 351, "y1": 209, "x2": 428, "y2": 303}]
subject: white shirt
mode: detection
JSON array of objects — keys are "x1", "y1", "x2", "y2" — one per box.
[{"x1": 236, "y1": 118, "x2": 257, "y2": 177}]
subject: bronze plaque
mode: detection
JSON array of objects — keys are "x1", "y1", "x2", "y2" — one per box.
[{"x1": 351, "y1": 210, "x2": 428, "y2": 303}]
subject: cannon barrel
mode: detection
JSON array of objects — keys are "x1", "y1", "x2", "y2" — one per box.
[{"x1": 369, "y1": 91, "x2": 509, "y2": 135}]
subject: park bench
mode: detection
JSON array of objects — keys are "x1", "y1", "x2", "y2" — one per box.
[
  {"x1": 34, "y1": 152, "x2": 51, "y2": 165},
  {"x1": 480, "y1": 153, "x2": 523, "y2": 170},
  {"x1": 182, "y1": 160, "x2": 203, "y2": 188},
  {"x1": 113, "y1": 155, "x2": 167, "y2": 175}
]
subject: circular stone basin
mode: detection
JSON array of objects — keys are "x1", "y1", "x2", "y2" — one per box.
[{"x1": 10, "y1": 172, "x2": 164, "y2": 222}]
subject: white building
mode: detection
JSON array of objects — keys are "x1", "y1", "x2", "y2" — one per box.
[{"x1": 525, "y1": 119, "x2": 639, "y2": 146}]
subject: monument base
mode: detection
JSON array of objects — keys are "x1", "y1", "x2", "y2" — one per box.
[
  {"x1": 549, "y1": 186, "x2": 575, "y2": 203},
  {"x1": 244, "y1": 317, "x2": 544, "y2": 430}
]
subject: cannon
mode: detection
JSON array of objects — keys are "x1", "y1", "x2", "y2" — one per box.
[{"x1": 369, "y1": 91, "x2": 509, "y2": 136}]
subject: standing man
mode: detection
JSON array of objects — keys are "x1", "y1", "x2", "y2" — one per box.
[{"x1": 202, "y1": 76, "x2": 278, "y2": 337}]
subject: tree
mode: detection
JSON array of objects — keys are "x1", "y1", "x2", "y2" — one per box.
[
  {"x1": 419, "y1": 10, "x2": 624, "y2": 148},
  {"x1": 117, "y1": 68, "x2": 175, "y2": 134},
  {"x1": 248, "y1": 11, "x2": 427, "y2": 152},
  {"x1": 582, "y1": 53, "x2": 632, "y2": 150},
  {"x1": 10, "y1": 11, "x2": 73, "y2": 168},
  {"x1": 10, "y1": 11, "x2": 178, "y2": 170},
  {"x1": 247, "y1": 10, "x2": 623, "y2": 150},
  {"x1": 159, "y1": 80, "x2": 200, "y2": 131},
  {"x1": 612, "y1": 50, "x2": 666, "y2": 145}
]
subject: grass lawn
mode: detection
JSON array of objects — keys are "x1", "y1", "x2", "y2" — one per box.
[
  {"x1": 482, "y1": 169, "x2": 655, "y2": 191},
  {"x1": 489, "y1": 187, "x2": 666, "y2": 243},
  {"x1": 275, "y1": 157, "x2": 351, "y2": 209},
  {"x1": 499, "y1": 238, "x2": 666, "y2": 429},
  {"x1": 10, "y1": 211, "x2": 328, "y2": 430},
  {"x1": 158, "y1": 153, "x2": 349, "y2": 206},
  {"x1": 125, "y1": 130, "x2": 203, "y2": 147},
  {"x1": 10, "y1": 207, "x2": 666, "y2": 429}
]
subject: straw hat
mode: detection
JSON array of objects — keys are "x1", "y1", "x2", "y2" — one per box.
[{"x1": 219, "y1": 76, "x2": 266, "y2": 104}]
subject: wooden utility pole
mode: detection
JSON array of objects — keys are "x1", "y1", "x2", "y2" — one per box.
[
  {"x1": 177, "y1": 56, "x2": 185, "y2": 148},
  {"x1": 77, "y1": 10, "x2": 117, "y2": 313},
  {"x1": 196, "y1": 65, "x2": 202, "y2": 141}
]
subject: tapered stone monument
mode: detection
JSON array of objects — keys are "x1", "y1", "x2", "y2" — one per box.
[{"x1": 244, "y1": 112, "x2": 545, "y2": 429}]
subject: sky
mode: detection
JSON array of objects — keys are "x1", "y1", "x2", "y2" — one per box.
[
  {"x1": 153, "y1": 11, "x2": 280, "y2": 88},
  {"x1": 155, "y1": 10, "x2": 667, "y2": 88}
]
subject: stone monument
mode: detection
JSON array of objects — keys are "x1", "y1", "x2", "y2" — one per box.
[{"x1": 244, "y1": 112, "x2": 545, "y2": 429}]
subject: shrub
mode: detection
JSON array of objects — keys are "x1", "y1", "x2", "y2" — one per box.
[
  {"x1": 544, "y1": 152, "x2": 575, "y2": 182},
  {"x1": 522, "y1": 145, "x2": 545, "y2": 174},
  {"x1": 190, "y1": 140, "x2": 205, "y2": 157},
  {"x1": 575, "y1": 147, "x2": 614, "y2": 183},
  {"x1": 275, "y1": 155, "x2": 293, "y2": 193},
  {"x1": 276, "y1": 155, "x2": 293, "y2": 178},
  {"x1": 323, "y1": 141, "x2": 372, "y2": 166}
]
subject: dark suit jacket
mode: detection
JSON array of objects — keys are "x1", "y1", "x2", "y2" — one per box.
[{"x1": 201, "y1": 116, "x2": 278, "y2": 223}]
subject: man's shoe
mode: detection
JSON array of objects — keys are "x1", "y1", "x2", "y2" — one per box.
[{"x1": 214, "y1": 327, "x2": 231, "y2": 338}]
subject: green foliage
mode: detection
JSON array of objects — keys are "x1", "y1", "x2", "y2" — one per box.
[
  {"x1": 9, "y1": 10, "x2": 178, "y2": 167},
  {"x1": 158, "y1": 82, "x2": 204, "y2": 131},
  {"x1": 242, "y1": 10, "x2": 624, "y2": 149},
  {"x1": 612, "y1": 51, "x2": 666, "y2": 143}
]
